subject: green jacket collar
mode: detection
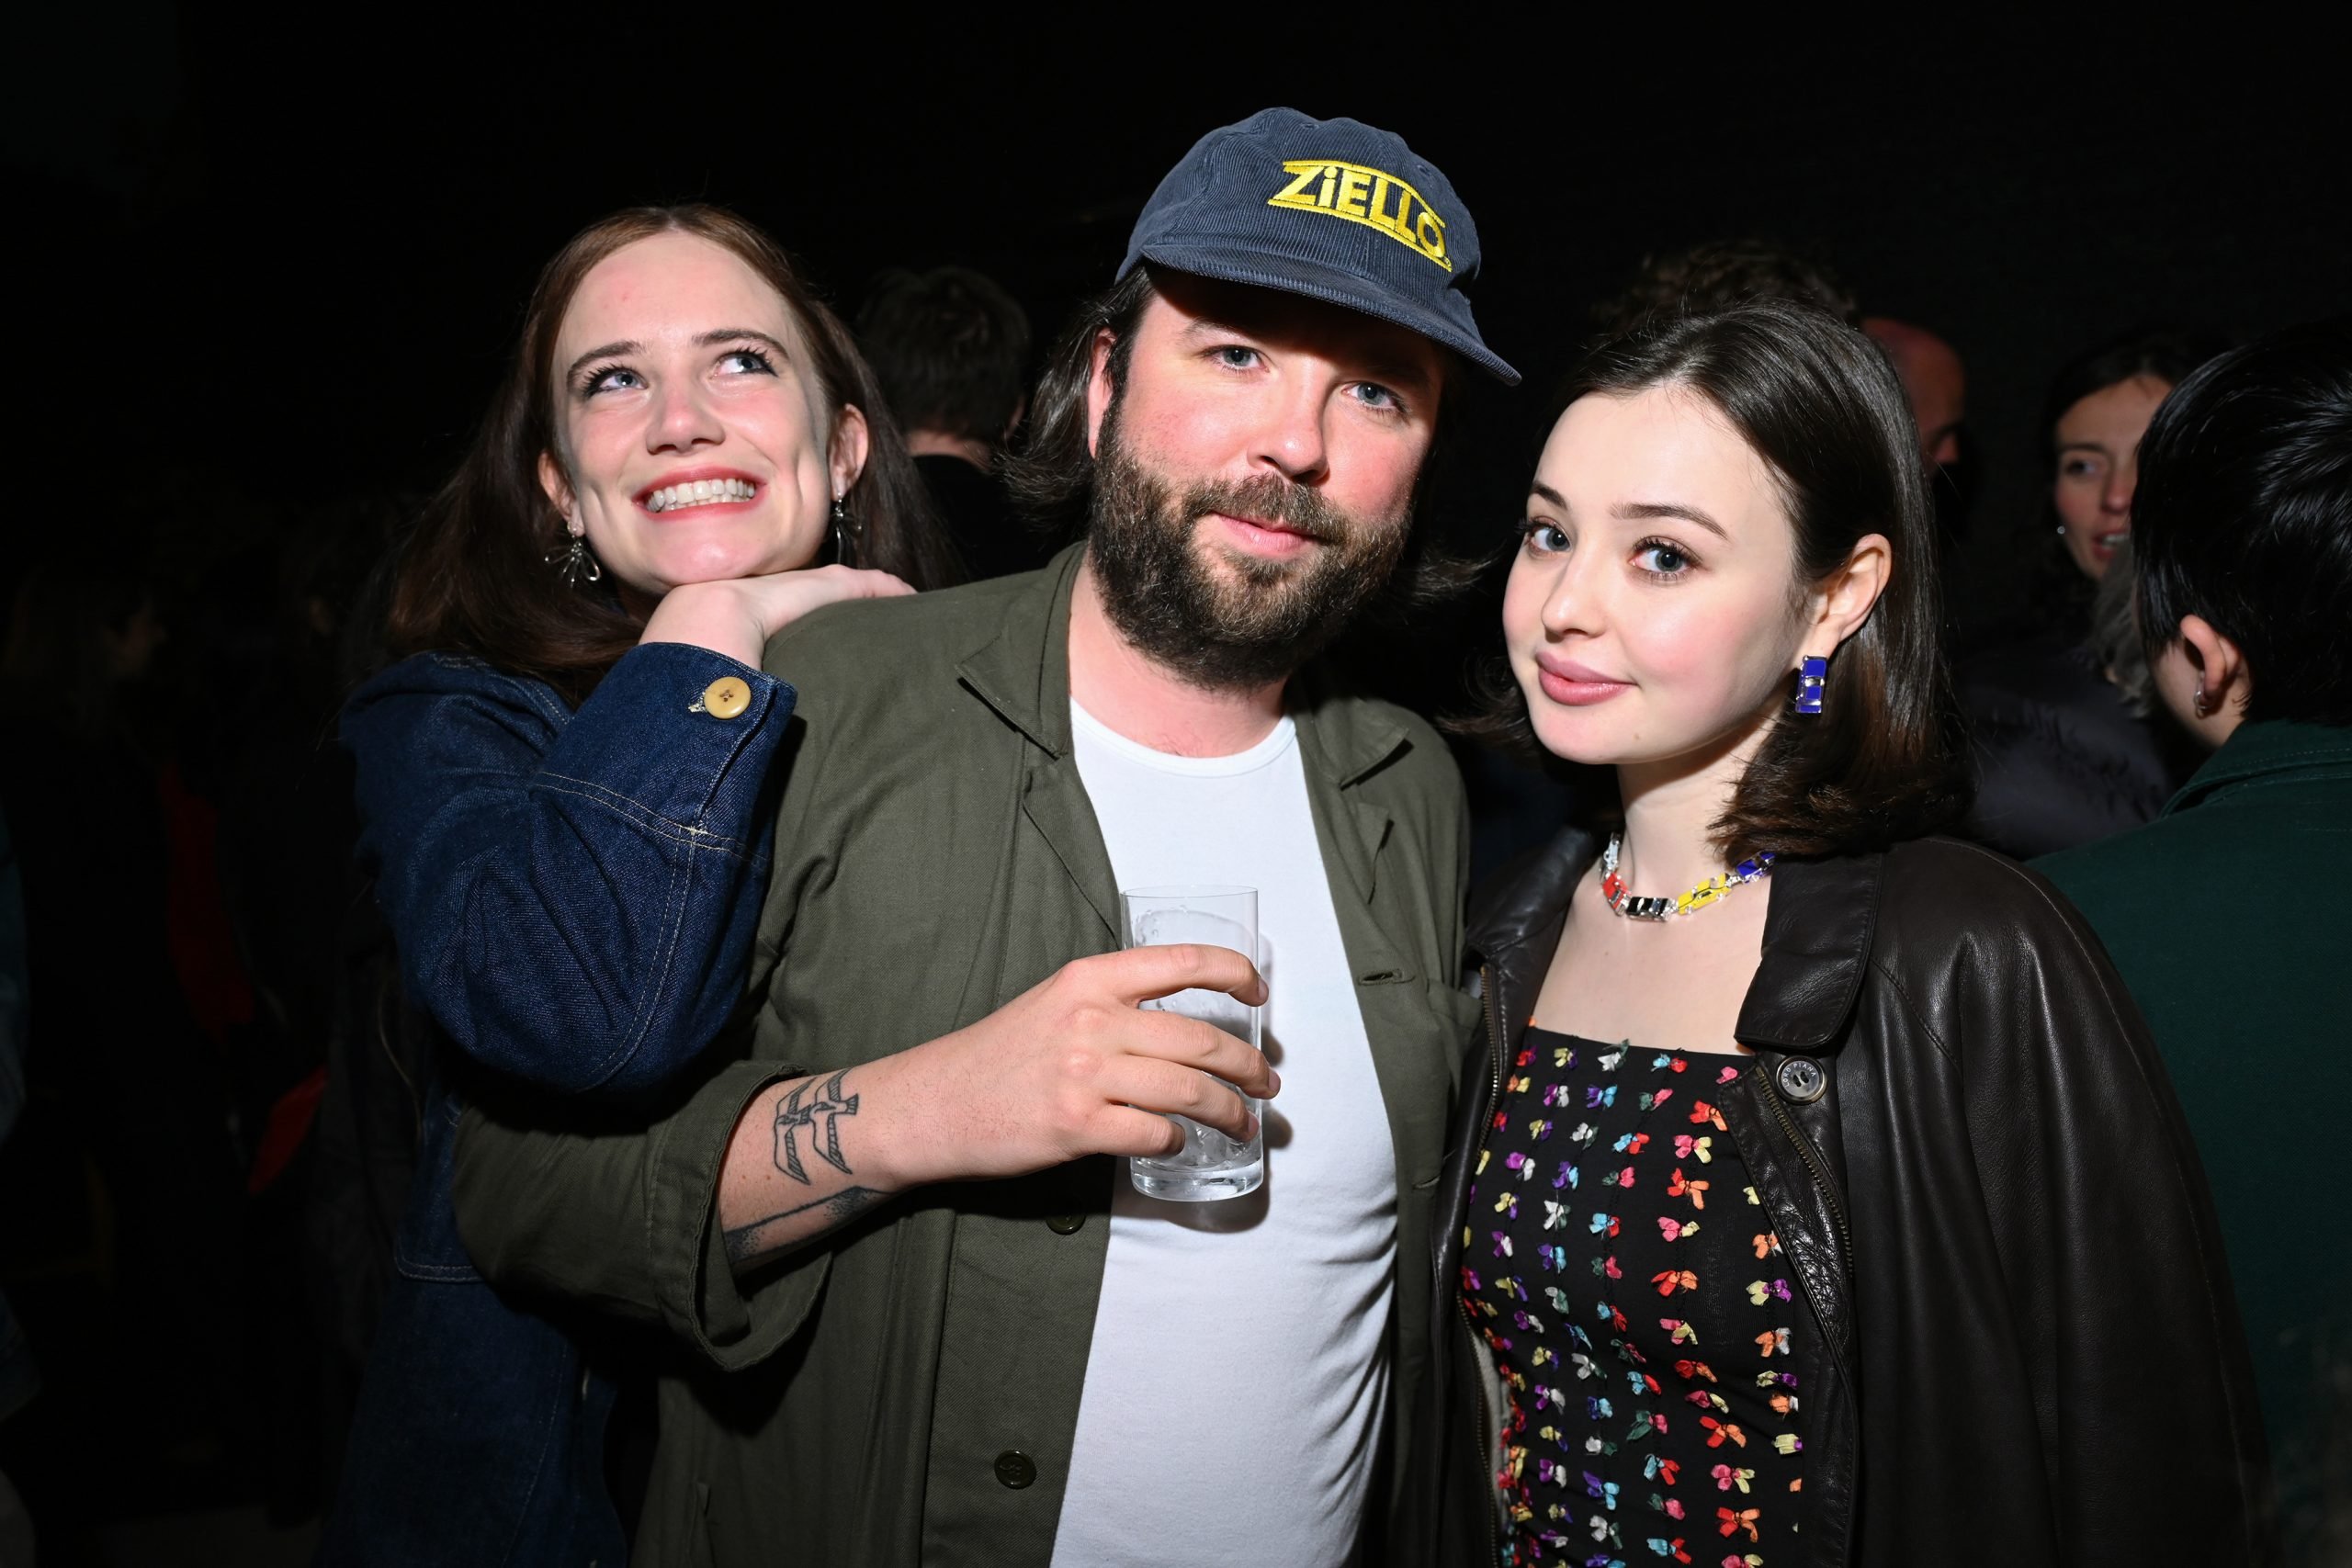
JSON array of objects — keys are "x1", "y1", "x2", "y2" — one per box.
[
  {"x1": 953, "y1": 540, "x2": 1412, "y2": 789},
  {"x1": 2165, "y1": 719, "x2": 2352, "y2": 814}
]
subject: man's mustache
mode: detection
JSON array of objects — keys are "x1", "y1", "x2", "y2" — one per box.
[{"x1": 1184, "y1": 474, "x2": 1347, "y2": 547}]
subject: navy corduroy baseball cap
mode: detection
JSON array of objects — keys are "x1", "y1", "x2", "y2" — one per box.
[{"x1": 1120, "y1": 107, "x2": 1519, "y2": 386}]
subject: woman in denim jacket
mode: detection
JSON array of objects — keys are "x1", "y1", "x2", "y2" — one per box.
[{"x1": 326, "y1": 205, "x2": 955, "y2": 1566}]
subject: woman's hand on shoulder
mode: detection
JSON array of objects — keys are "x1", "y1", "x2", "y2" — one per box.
[{"x1": 639, "y1": 568, "x2": 916, "y2": 666}]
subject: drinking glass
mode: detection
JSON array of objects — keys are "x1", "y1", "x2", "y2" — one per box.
[{"x1": 1122, "y1": 886, "x2": 1263, "y2": 1201}]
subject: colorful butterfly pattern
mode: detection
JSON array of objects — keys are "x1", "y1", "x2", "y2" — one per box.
[{"x1": 1463, "y1": 1029, "x2": 1805, "y2": 1565}]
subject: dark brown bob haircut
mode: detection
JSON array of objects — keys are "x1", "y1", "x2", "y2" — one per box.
[
  {"x1": 1003, "y1": 264, "x2": 1479, "y2": 615},
  {"x1": 383, "y1": 203, "x2": 955, "y2": 705},
  {"x1": 1464, "y1": 298, "x2": 1966, "y2": 859}
]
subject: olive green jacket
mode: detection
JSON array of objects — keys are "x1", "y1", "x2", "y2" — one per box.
[{"x1": 452, "y1": 546, "x2": 1480, "y2": 1566}]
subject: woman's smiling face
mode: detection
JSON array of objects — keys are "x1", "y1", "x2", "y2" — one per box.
[
  {"x1": 2052, "y1": 373, "x2": 2171, "y2": 581},
  {"x1": 1505, "y1": 385, "x2": 1819, "y2": 771},
  {"x1": 538, "y1": 231, "x2": 865, "y2": 606}
]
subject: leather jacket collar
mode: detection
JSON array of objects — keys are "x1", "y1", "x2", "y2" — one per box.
[{"x1": 1462, "y1": 827, "x2": 1883, "y2": 1055}]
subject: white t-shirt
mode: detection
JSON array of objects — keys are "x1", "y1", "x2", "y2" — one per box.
[{"x1": 1050, "y1": 702, "x2": 1398, "y2": 1568}]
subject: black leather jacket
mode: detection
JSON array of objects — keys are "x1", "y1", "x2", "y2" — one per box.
[{"x1": 1417, "y1": 829, "x2": 2274, "y2": 1567}]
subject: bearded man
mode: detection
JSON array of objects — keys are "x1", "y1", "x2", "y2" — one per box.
[{"x1": 448, "y1": 107, "x2": 1519, "y2": 1568}]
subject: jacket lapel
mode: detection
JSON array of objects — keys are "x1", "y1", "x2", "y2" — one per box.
[
  {"x1": 1735, "y1": 852, "x2": 1883, "y2": 1051},
  {"x1": 1292, "y1": 671, "x2": 1409, "y2": 909},
  {"x1": 956, "y1": 545, "x2": 1122, "y2": 943}
]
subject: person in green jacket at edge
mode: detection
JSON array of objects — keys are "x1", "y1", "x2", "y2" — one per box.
[
  {"x1": 2038, "y1": 318, "x2": 2352, "y2": 1565},
  {"x1": 447, "y1": 107, "x2": 1521, "y2": 1568}
]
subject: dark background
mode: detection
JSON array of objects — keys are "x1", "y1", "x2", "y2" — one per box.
[{"x1": 14, "y1": 11, "x2": 2348, "y2": 633}]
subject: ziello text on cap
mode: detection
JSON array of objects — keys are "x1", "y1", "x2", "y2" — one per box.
[{"x1": 1266, "y1": 159, "x2": 1451, "y2": 272}]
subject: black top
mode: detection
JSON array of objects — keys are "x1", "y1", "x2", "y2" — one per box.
[
  {"x1": 1956, "y1": 628, "x2": 2196, "y2": 858},
  {"x1": 1460, "y1": 1028, "x2": 1806, "y2": 1566}
]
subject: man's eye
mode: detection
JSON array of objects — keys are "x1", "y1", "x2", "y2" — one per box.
[
  {"x1": 1214, "y1": 345, "x2": 1261, "y2": 370},
  {"x1": 1351, "y1": 382, "x2": 1401, "y2": 412},
  {"x1": 718, "y1": 347, "x2": 776, "y2": 376}
]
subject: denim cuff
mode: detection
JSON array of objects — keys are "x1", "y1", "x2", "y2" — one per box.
[{"x1": 535, "y1": 642, "x2": 796, "y2": 854}]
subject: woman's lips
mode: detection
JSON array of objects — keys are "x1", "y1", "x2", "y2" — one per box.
[{"x1": 1533, "y1": 655, "x2": 1633, "y2": 707}]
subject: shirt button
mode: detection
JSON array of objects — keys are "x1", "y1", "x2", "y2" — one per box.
[
  {"x1": 698, "y1": 676, "x2": 752, "y2": 719},
  {"x1": 1046, "y1": 1213, "x2": 1085, "y2": 1235},
  {"x1": 1775, "y1": 1056, "x2": 1827, "y2": 1103},
  {"x1": 992, "y1": 1450, "x2": 1036, "y2": 1489}
]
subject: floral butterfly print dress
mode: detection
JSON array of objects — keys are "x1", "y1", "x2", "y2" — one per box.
[{"x1": 1460, "y1": 1031, "x2": 1809, "y2": 1567}]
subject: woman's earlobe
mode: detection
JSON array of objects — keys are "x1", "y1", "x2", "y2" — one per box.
[
  {"x1": 536, "y1": 450, "x2": 576, "y2": 525},
  {"x1": 831, "y1": 405, "x2": 873, "y2": 495}
]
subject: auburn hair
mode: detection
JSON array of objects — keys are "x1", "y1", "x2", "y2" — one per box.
[{"x1": 382, "y1": 204, "x2": 956, "y2": 703}]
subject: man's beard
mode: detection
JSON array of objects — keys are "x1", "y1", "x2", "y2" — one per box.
[{"x1": 1085, "y1": 412, "x2": 1413, "y2": 694}]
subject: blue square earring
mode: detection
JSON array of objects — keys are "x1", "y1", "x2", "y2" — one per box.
[{"x1": 1794, "y1": 656, "x2": 1828, "y2": 716}]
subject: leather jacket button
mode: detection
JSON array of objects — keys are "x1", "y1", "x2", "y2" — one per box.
[
  {"x1": 1775, "y1": 1055, "x2": 1827, "y2": 1103},
  {"x1": 1046, "y1": 1213, "x2": 1085, "y2": 1235},
  {"x1": 992, "y1": 1450, "x2": 1036, "y2": 1489},
  {"x1": 698, "y1": 676, "x2": 752, "y2": 718}
]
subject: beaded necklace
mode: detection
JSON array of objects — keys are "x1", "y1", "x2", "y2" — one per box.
[{"x1": 1599, "y1": 831, "x2": 1777, "y2": 920}]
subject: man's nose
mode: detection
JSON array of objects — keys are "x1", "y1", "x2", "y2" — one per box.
[
  {"x1": 647, "y1": 380, "x2": 723, "y2": 453},
  {"x1": 1250, "y1": 378, "x2": 1331, "y2": 484}
]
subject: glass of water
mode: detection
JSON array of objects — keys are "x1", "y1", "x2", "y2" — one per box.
[{"x1": 1122, "y1": 886, "x2": 1263, "y2": 1201}]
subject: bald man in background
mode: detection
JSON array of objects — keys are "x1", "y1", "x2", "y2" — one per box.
[{"x1": 1867, "y1": 316, "x2": 1967, "y2": 468}]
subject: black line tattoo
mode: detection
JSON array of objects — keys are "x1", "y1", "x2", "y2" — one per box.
[
  {"x1": 773, "y1": 1070, "x2": 859, "y2": 1183},
  {"x1": 722, "y1": 1187, "x2": 884, "y2": 1268}
]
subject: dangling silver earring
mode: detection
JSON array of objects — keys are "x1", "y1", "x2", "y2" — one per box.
[
  {"x1": 2192, "y1": 682, "x2": 2211, "y2": 719},
  {"x1": 830, "y1": 494, "x2": 859, "y2": 570},
  {"x1": 547, "y1": 521, "x2": 602, "y2": 588}
]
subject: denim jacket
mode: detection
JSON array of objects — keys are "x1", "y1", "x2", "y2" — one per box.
[{"x1": 322, "y1": 639, "x2": 794, "y2": 1568}]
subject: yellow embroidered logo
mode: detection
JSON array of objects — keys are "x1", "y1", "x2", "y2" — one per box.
[{"x1": 1267, "y1": 159, "x2": 1452, "y2": 273}]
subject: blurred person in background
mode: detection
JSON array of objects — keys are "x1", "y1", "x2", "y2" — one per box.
[
  {"x1": 322, "y1": 202, "x2": 951, "y2": 1566},
  {"x1": 1595, "y1": 236, "x2": 1860, "y2": 336},
  {"x1": 0, "y1": 552, "x2": 249, "y2": 1551},
  {"x1": 1864, "y1": 316, "x2": 1976, "y2": 578},
  {"x1": 857, "y1": 264, "x2": 1045, "y2": 579},
  {"x1": 1862, "y1": 317, "x2": 1965, "y2": 469},
  {"x1": 1957, "y1": 327, "x2": 2222, "y2": 856},
  {"x1": 2039, "y1": 317, "x2": 2352, "y2": 1566}
]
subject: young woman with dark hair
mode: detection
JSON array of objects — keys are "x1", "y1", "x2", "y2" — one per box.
[
  {"x1": 1958, "y1": 327, "x2": 2226, "y2": 858},
  {"x1": 325, "y1": 205, "x2": 953, "y2": 1566},
  {"x1": 1422, "y1": 299, "x2": 2270, "y2": 1567},
  {"x1": 2040, "y1": 318, "x2": 2352, "y2": 1565}
]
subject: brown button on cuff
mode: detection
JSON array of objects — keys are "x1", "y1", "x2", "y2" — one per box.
[
  {"x1": 694, "y1": 676, "x2": 752, "y2": 719},
  {"x1": 992, "y1": 1450, "x2": 1036, "y2": 1489}
]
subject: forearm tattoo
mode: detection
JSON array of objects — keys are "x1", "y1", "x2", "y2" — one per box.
[
  {"x1": 722, "y1": 1187, "x2": 883, "y2": 1269},
  {"x1": 773, "y1": 1069, "x2": 859, "y2": 1183}
]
